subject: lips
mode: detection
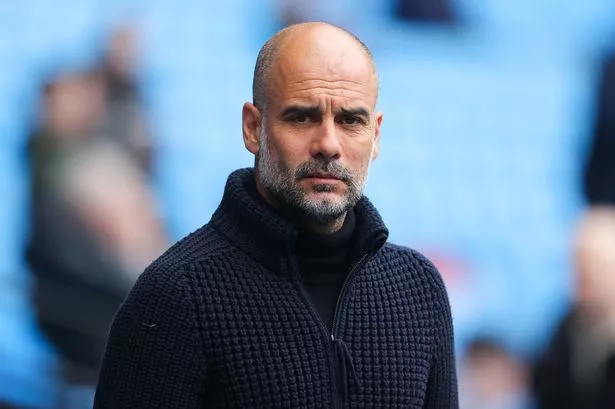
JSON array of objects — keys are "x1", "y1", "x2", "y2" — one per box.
[{"x1": 305, "y1": 173, "x2": 341, "y2": 180}]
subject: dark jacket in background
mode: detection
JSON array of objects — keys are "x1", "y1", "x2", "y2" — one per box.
[
  {"x1": 533, "y1": 309, "x2": 615, "y2": 409},
  {"x1": 533, "y1": 50, "x2": 615, "y2": 409},
  {"x1": 584, "y1": 52, "x2": 615, "y2": 206},
  {"x1": 94, "y1": 168, "x2": 458, "y2": 408},
  {"x1": 27, "y1": 134, "x2": 133, "y2": 385},
  {"x1": 395, "y1": 0, "x2": 457, "y2": 24}
]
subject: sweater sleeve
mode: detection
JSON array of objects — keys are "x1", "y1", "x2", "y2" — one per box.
[
  {"x1": 93, "y1": 264, "x2": 206, "y2": 408},
  {"x1": 417, "y1": 253, "x2": 459, "y2": 409}
]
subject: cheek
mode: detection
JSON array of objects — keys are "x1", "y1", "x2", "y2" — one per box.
[
  {"x1": 344, "y1": 140, "x2": 375, "y2": 171},
  {"x1": 267, "y1": 128, "x2": 310, "y2": 168}
]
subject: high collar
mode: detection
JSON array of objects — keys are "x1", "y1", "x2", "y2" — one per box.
[
  {"x1": 210, "y1": 168, "x2": 389, "y2": 272},
  {"x1": 295, "y1": 209, "x2": 356, "y2": 262}
]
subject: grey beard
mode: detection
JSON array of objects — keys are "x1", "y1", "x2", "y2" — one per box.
[{"x1": 256, "y1": 128, "x2": 368, "y2": 226}]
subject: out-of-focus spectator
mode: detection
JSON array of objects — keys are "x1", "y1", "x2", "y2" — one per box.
[
  {"x1": 460, "y1": 338, "x2": 533, "y2": 409},
  {"x1": 101, "y1": 23, "x2": 153, "y2": 173},
  {"x1": 25, "y1": 27, "x2": 167, "y2": 405},
  {"x1": 533, "y1": 210, "x2": 615, "y2": 409},
  {"x1": 394, "y1": 0, "x2": 457, "y2": 24},
  {"x1": 275, "y1": 0, "x2": 458, "y2": 27},
  {"x1": 533, "y1": 50, "x2": 615, "y2": 409},
  {"x1": 274, "y1": 0, "x2": 354, "y2": 28},
  {"x1": 584, "y1": 52, "x2": 615, "y2": 207}
]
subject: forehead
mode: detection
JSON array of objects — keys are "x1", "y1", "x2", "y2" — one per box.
[{"x1": 269, "y1": 36, "x2": 377, "y2": 108}]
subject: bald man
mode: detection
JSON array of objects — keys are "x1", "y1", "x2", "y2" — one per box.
[{"x1": 94, "y1": 23, "x2": 458, "y2": 408}]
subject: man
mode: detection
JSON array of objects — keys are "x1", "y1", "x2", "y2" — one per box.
[
  {"x1": 532, "y1": 50, "x2": 615, "y2": 409},
  {"x1": 94, "y1": 22, "x2": 458, "y2": 408}
]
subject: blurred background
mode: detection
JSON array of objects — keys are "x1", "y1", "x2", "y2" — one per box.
[{"x1": 1, "y1": 0, "x2": 615, "y2": 408}]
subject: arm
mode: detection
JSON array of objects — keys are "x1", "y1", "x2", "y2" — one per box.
[
  {"x1": 94, "y1": 264, "x2": 206, "y2": 408},
  {"x1": 416, "y1": 253, "x2": 459, "y2": 409}
]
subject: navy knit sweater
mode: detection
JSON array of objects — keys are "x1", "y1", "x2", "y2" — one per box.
[{"x1": 94, "y1": 168, "x2": 458, "y2": 408}]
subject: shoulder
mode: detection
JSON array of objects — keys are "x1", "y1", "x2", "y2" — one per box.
[
  {"x1": 121, "y1": 260, "x2": 192, "y2": 325},
  {"x1": 133, "y1": 222, "x2": 251, "y2": 303},
  {"x1": 125, "y1": 224, "x2": 233, "y2": 309},
  {"x1": 150, "y1": 223, "x2": 233, "y2": 272},
  {"x1": 379, "y1": 243, "x2": 454, "y2": 340},
  {"x1": 378, "y1": 242, "x2": 449, "y2": 299}
]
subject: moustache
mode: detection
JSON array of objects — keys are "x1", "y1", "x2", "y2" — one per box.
[{"x1": 295, "y1": 161, "x2": 353, "y2": 183}]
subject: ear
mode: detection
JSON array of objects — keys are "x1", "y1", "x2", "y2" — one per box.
[
  {"x1": 242, "y1": 102, "x2": 262, "y2": 155},
  {"x1": 371, "y1": 111, "x2": 383, "y2": 160}
]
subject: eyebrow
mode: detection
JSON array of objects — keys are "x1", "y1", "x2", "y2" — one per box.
[
  {"x1": 281, "y1": 105, "x2": 371, "y2": 119},
  {"x1": 281, "y1": 105, "x2": 323, "y2": 118},
  {"x1": 339, "y1": 107, "x2": 370, "y2": 119}
]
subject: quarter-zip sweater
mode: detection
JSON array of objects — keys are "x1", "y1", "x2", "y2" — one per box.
[{"x1": 94, "y1": 168, "x2": 459, "y2": 409}]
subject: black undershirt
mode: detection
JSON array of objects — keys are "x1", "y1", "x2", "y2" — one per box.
[
  {"x1": 296, "y1": 210, "x2": 356, "y2": 334},
  {"x1": 243, "y1": 178, "x2": 357, "y2": 333}
]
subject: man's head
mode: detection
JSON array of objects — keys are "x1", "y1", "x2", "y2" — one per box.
[
  {"x1": 575, "y1": 207, "x2": 615, "y2": 320},
  {"x1": 242, "y1": 22, "x2": 383, "y2": 232}
]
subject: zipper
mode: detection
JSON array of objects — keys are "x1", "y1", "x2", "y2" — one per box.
[
  {"x1": 285, "y1": 245, "x2": 339, "y2": 406},
  {"x1": 288, "y1": 250, "x2": 370, "y2": 341},
  {"x1": 286, "y1": 245, "x2": 333, "y2": 341},
  {"x1": 330, "y1": 252, "x2": 369, "y2": 409},
  {"x1": 330, "y1": 252, "x2": 369, "y2": 339},
  {"x1": 286, "y1": 242, "x2": 370, "y2": 409}
]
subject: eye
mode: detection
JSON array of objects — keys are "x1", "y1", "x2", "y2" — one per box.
[
  {"x1": 338, "y1": 115, "x2": 364, "y2": 126},
  {"x1": 293, "y1": 115, "x2": 312, "y2": 124}
]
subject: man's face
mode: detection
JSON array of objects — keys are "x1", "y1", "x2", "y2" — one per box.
[
  {"x1": 251, "y1": 34, "x2": 382, "y2": 225},
  {"x1": 575, "y1": 209, "x2": 615, "y2": 319}
]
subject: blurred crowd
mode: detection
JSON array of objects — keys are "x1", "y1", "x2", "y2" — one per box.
[
  {"x1": 24, "y1": 23, "x2": 168, "y2": 407},
  {"x1": 1, "y1": 1, "x2": 615, "y2": 408}
]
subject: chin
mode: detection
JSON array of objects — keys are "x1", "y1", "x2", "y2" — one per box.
[{"x1": 305, "y1": 190, "x2": 342, "y2": 203}]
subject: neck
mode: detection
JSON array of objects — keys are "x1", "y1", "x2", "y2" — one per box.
[{"x1": 254, "y1": 175, "x2": 348, "y2": 234}]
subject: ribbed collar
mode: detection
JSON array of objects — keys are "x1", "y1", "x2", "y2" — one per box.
[{"x1": 210, "y1": 168, "x2": 389, "y2": 273}]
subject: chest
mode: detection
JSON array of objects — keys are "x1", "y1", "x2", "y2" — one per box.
[{"x1": 193, "y1": 260, "x2": 436, "y2": 408}]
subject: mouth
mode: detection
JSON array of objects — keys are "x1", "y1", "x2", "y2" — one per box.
[{"x1": 304, "y1": 173, "x2": 342, "y2": 181}]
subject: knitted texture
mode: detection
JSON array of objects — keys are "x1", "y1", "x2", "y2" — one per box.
[{"x1": 94, "y1": 168, "x2": 458, "y2": 408}]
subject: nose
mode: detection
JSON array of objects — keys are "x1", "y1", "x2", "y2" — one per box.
[{"x1": 310, "y1": 120, "x2": 341, "y2": 161}]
